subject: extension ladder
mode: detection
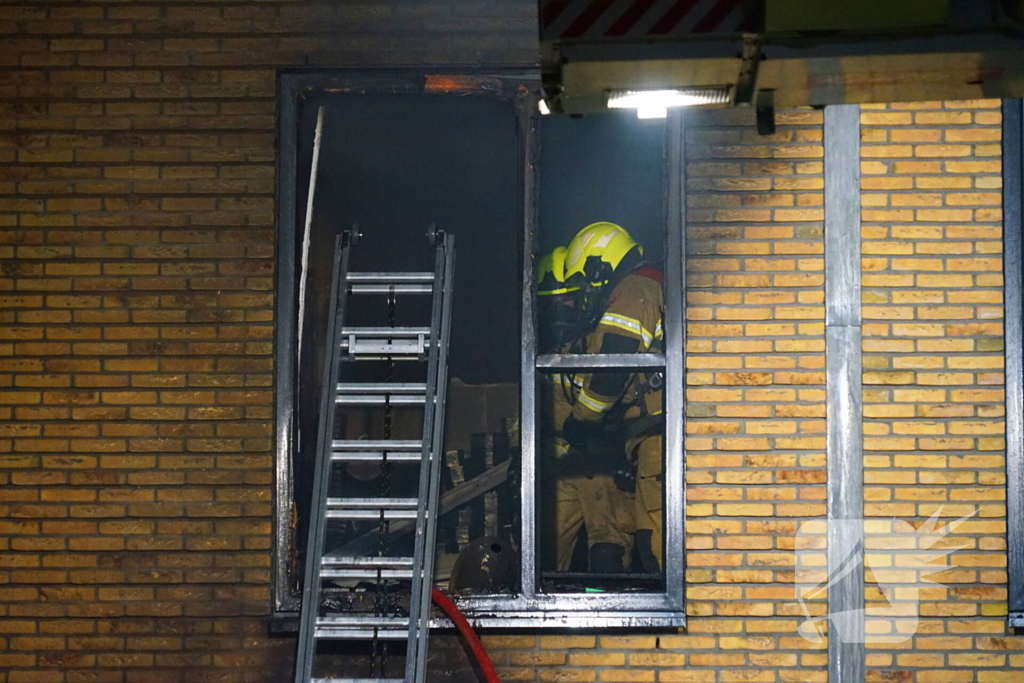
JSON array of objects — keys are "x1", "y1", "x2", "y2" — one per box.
[{"x1": 294, "y1": 228, "x2": 455, "y2": 683}]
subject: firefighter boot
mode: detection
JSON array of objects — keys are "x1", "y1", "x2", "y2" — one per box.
[{"x1": 589, "y1": 542, "x2": 626, "y2": 573}]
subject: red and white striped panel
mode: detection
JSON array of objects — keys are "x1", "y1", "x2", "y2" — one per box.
[{"x1": 540, "y1": 0, "x2": 757, "y2": 40}]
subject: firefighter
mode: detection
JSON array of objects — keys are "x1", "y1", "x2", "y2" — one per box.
[
  {"x1": 561, "y1": 222, "x2": 665, "y2": 573},
  {"x1": 538, "y1": 247, "x2": 636, "y2": 574}
]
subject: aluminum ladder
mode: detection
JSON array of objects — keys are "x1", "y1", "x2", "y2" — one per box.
[{"x1": 294, "y1": 228, "x2": 455, "y2": 683}]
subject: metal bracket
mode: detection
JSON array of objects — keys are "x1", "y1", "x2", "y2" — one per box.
[
  {"x1": 734, "y1": 35, "x2": 763, "y2": 106},
  {"x1": 344, "y1": 223, "x2": 362, "y2": 247},
  {"x1": 426, "y1": 222, "x2": 442, "y2": 247},
  {"x1": 756, "y1": 90, "x2": 776, "y2": 136}
]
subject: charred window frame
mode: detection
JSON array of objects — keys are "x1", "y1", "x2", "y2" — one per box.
[
  {"x1": 273, "y1": 70, "x2": 534, "y2": 615},
  {"x1": 1003, "y1": 99, "x2": 1024, "y2": 629},
  {"x1": 273, "y1": 72, "x2": 686, "y2": 626}
]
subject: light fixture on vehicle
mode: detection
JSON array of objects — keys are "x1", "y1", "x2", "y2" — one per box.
[
  {"x1": 607, "y1": 87, "x2": 732, "y2": 118},
  {"x1": 636, "y1": 105, "x2": 668, "y2": 119}
]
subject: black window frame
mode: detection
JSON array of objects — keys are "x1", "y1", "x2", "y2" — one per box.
[{"x1": 1002, "y1": 98, "x2": 1024, "y2": 628}]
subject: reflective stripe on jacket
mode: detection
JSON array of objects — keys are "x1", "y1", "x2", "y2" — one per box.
[{"x1": 572, "y1": 268, "x2": 665, "y2": 426}]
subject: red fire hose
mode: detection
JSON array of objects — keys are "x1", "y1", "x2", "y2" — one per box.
[{"x1": 430, "y1": 588, "x2": 500, "y2": 683}]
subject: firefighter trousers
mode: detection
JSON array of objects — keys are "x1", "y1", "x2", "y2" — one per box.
[
  {"x1": 555, "y1": 474, "x2": 635, "y2": 572},
  {"x1": 634, "y1": 434, "x2": 663, "y2": 572}
]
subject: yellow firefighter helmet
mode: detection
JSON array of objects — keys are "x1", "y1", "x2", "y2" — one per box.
[
  {"x1": 537, "y1": 246, "x2": 582, "y2": 296},
  {"x1": 564, "y1": 222, "x2": 642, "y2": 288}
]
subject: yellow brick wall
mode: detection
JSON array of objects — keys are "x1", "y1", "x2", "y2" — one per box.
[
  {"x1": 859, "y1": 101, "x2": 1017, "y2": 683},
  {"x1": 0, "y1": 2, "x2": 537, "y2": 682},
  {"x1": 3, "y1": 2, "x2": 1024, "y2": 680}
]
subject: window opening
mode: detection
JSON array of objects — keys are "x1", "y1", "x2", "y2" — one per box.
[
  {"x1": 535, "y1": 112, "x2": 669, "y2": 594},
  {"x1": 275, "y1": 75, "x2": 685, "y2": 626}
]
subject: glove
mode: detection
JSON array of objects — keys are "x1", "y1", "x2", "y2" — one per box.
[
  {"x1": 561, "y1": 414, "x2": 601, "y2": 454},
  {"x1": 612, "y1": 466, "x2": 636, "y2": 493},
  {"x1": 561, "y1": 415, "x2": 627, "y2": 474}
]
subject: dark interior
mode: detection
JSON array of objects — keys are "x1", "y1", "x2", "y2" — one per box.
[{"x1": 290, "y1": 93, "x2": 668, "y2": 594}]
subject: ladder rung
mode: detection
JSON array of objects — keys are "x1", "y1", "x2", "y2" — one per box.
[
  {"x1": 328, "y1": 498, "x2": 419, "y2": 509},
  {"x1": 337, "y1": 383, "x2": 427, "y2": 394},
  {"x1": 325, "y1": 497, "x2": 420, "y2": 520},
  {"x1": 320, "y1": 568, "x2": 413, "y2": 580},
  {"x1": 331, "y1": 440, "x2": 423, "y2": 462},
  {"x1": 347, "y1": 272, "x2": 435, "y2": 284},
  {"x1": 339, "y1": 327, "x2": 428, "y2": 335},
  {"x1": 335, "y1": 383, "x2": 427, "y2": 406},
  {"x1": 318, "y1": 615, "x2": 409, "y2": 628},
  {"x1": 332, "y1": 440, "x2": 422, "y2": 451},
  {"x1": 349, "y1": 284, "x2": 432, "y2": 295},
  {"x1": 335, "y1": 395, "x2": 425, "y2": 405},
  {"x1": 340, "y1": 327, "x2": 431, "y2": 357},
  {"x1": 315, "y1": 615, "x2": 410, "y2": 639},
  {"x1": 321, "y1": 556, "x2": 414, "y2": 577},
  {"x1": 325, "y1": 510, "x2": 417, "y2": 520},
  {"x1": 315, "y1": 628, "x2": 408, "y2": 640},
  {"x1": 331, "y1": 451, "x2": 421, "y2": 463},
  {"x1": 341, "y1": 327, "x2": 431, "y2": 337},
  {"x1": 322, "y1": 556, "x2": 414, "y2": 567},
  {"x1": 346, "y1": 272, "x2": 433, "y2": 295}
]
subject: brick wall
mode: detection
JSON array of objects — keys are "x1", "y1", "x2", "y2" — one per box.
[
  {"x1": 0, "y1": 2, "x2": 534, "y2": 683},
  {"x1": 3, "y1": 3, "x2": 1024, "y2": 683},
  {"x1": 858, "y1": 101, "x2": 1016, "y2": 683}
]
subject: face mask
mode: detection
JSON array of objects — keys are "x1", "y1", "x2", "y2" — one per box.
[{"x1": 538, "y1": 292, "x2": 581, "y2": 353}]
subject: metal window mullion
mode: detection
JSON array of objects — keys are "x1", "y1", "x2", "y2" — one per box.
[
  {"x1": 824, "y1": 104, "x2": 865, "y2": 683},
  {"x1": 662, "y1": 109, "x2": 686, "y2": 609},
  {"x1": 1002, "y1": 98, "x2": 1024, "y2": 625},
  {"x1": 274, "y1": 77, "x2": 301, "y2": 614},
  {"x1": 519, "y1": 90, "x2": 541, "y2": 601}
]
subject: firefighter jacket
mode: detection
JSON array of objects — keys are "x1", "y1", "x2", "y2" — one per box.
[
  {"x1": 541, "y1": 364, "x2": 582, "y2": 460},
  {"x1": 570, "y1": 267, "x2": 665, "y2": 434}
]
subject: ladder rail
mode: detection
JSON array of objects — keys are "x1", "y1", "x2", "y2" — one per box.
[
  {"x1": 404, "y1": 234, "x2": 455, "y2": 683},
  {"x1": 295, "y1": 234, "x2": 351, "y2": 683},
  {"x1": 294, "y1": 231, "x2": 453, "y2": 683}
]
